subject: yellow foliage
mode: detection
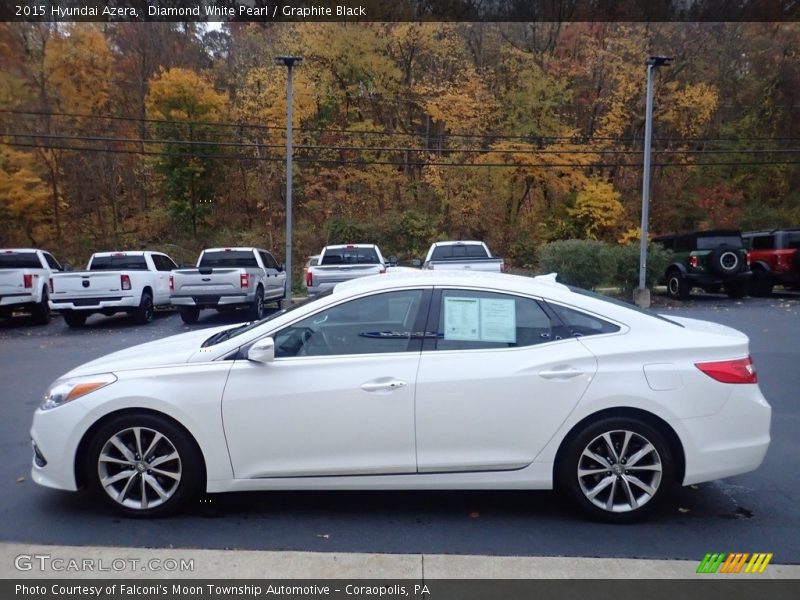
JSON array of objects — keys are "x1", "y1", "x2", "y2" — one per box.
[
  {"x1": 568, "y1": 178, "x2": 624, "y2": 240},
  {"x1": 0, "y1": 147, "x2": 51, "y2": 240},
  {"x1": 662, "y1": 82, "x2": 719, "y2": 137},
  {"x1": 147, "y1": 68, "x2": 227, "y2": 121}
]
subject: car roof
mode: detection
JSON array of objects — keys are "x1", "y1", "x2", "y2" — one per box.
[
  {"x1": 743, "y1": 228, "x2": 800, "y2": 235},
  {"x1": 652, "y1": 229, "x2": 742, "y2": 241},
  {"x1": 431, "y1": 240, "x2": 485, "y2": 246},
  {"x1": 203, "y1": 247, "x2": 265, "y2": 252},
  {"x1": 92, "y1": 251, "x2": 149, "y2": 256},
  {"x1": 323, "y1": 244, "x2": 378, "y2": 249},
  {"x1": 1, "y1": 248, "x2": 41, "y2": 253}
]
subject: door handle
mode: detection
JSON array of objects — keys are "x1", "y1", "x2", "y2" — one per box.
[
  {"x1": 361, "y1": 379, "x2": 407, "y2": 392},
  {"x1": 539, "y1": 368, "x2": 584, "y2": 380}
]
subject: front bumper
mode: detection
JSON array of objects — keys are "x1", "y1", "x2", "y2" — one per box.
[
  {"x1": 30, "y1": 401, "x2": 93, "y2": 492},
  {"x1": 676, "y1": 384, "x2": 771, "y2": 486}
]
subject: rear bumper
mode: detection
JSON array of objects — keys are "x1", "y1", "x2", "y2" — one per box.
[
  {"x1": 0, "y1": 293, "x2": 38, "y2": 308},
  {"x1": 171, "y1": 293, "x2": 253, "y2": 308},
  {"x1": 307, "y1": 283, "x2": 335, "y2": 296},
  {"x1": 676, "y1": 384, "x2": 771, "y2": 485},
  {"x1": 769, "y1": 270, "x2": 800, "y2": 285},
  {"x1": 49, "y1": 296, "x2": 137, "y2": 311},
  {"x1": 683, "y1": 271, "x2": 752, "y2": 286}
]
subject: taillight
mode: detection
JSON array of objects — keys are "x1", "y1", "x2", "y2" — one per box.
[
  {"x1": 696, "y1": 356, "x2": 757, "y2": 384},
  {"x1": 23, "y1": 274, "x2": 32, "y2": 288},
  {"x1": 689, "y1": 255, "x2": 699, "y2": 268},
  {"x1": 121, "y1": 274, "x2": 131, "y2": 290},
  {"x1": 169, "y1": 274, "x2": 174, "y2": 291},
  {"x1": 240, "y1": 273, "x2": 249, "y2": 289},
  {"x1": 48, "y1": 277, "x2": 53, "y2": 293}
]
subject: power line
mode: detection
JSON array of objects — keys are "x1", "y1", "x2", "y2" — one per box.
[{"x1": 4, "y1": 138, "x2": 800, "y2": 169}]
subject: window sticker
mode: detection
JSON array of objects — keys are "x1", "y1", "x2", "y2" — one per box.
[
  {"x1": 480, "y1": 298, "x2": 517, "y2": 343},
  {"x1": 443, "y1": 297, "x2": 480, "y2": 341}
]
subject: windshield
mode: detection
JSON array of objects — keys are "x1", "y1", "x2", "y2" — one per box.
[
  {"x1": 321, "y1": 248, "x2": 380, "y2": 265},
  {"x1": 566, "y1": 286, "x2": 684, "y2": 327},
  {"x1": 201, "y1": 290, "x2": 334, "y2": 347},
  {"x1": 430, "y1": 244, "x2": 489, "y2": 260},
  {"x1": 0, "y1": 252, "x2": 40, "y2": 269}
]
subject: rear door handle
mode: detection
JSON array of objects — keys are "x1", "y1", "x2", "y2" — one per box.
[
  {"x1": 539, "y1": 368, "x2": 584, "y2": 380},
  {"x1": 361, "y1": 379, "x2": 407, "y2": 392}
]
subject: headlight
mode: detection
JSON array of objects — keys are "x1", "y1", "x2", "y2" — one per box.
[{"x1": 41, "y1": 373, "x2": 117, "y2": 410}]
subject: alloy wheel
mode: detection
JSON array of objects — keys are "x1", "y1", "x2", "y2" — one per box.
[{"x1": 577, "y1": 429, "x2": 663, "y2": 513}]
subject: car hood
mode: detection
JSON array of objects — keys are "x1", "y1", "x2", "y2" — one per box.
[{"x1": 62, "y1": 325, "x2": 235, "y2": 378}]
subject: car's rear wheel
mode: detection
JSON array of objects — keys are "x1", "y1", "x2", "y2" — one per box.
[
  {"x1": 557, "y1": 417, "x2": 675, "y2": 522},
  {"x1": 31, "y1": 290, "x2": 51, "y2": 325},
  {"x1": 250, "y1": 286, "x2": 265, "y2": 320},
  {"x1": 85, "y1": 414, "x2": 202, "y2": 517},
  {"x1": 62, "y1": 310, "x2": 88, "y2": 328},
  {"x1": 179, "y1": 307, "x2": 200, "y2": 324},
  {"x1": 133, "y1": 292, "x2": 154, "y2": 324},
  {"x1": 666, "y1": 270, "x2": 689, "y2": 300}
]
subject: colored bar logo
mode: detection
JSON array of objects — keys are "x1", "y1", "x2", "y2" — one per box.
[{"x1": 697, "y1": 552, "x2": 773, "y2": 574}]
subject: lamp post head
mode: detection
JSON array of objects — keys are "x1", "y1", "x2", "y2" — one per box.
[
  {"x1": 275, "y1": 56, "x2": 303, "y2": 68},
  {"x1": 646, "y1": 55, "x2": 673, "y2": 67}
]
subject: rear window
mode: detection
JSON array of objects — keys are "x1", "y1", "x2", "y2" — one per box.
[
  {"x1": 430, "y1": 244, "x2": 489, "y2": 260},
  {"x1": 321, "y1": 247, "x2": 380, "y2": 265},
  {"x1": 787, "y1": 232, "x2": 800, "y2": 249},
  {"x1": 199, "y1": 251, "x2": 258, "y2": 268},
  {"x1": 90, "y1": 255, "x2": 148, "y2": 270},
  {"x1": 750, "y1": 236, "x2": 775, "y2": 250},
  {"x1": 0, "y1": 252, "x2": 41, "y2": 269},
  {"x1": 696, "y1": 235, "x2": 742, "y2": 250},
  {"x1": 566, "y1": 286, "x2": 684, "y2": 328}
]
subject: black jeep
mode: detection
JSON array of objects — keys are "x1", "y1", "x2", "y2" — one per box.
[{"x1": 652, "y1": 230, "x2": 752, "y2": 299}]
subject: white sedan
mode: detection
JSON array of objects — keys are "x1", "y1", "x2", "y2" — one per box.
[{"x1": 30, "y1": 271, "x2": 771, "y2": 521}]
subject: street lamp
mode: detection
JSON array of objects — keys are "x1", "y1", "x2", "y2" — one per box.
[
  {"x1": 636, "y1": 55, "x2": 672, "y2": 308},
  {"x1": 275, "y1": 55, "x2": 303, "y2": 306}
]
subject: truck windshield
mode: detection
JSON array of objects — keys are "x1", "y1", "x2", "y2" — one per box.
[
  {"x1": 321, "y1": 248, "x2": 380, "y2": 265},
  {"x1": 430, "y1": 245, "x2": 489, "y2": 260},
  {"x1": 199, "y1": 251, "x2": 258, "y2": 268},
  {"x1": 90, "y1": 256, "x2": 148, "y2": 270},
  {"x1": 0, "y1": 252, "x2": 40, "y2": 269}
]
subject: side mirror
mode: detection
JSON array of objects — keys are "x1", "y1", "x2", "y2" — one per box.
[
  {"x1": 410, "y1": 259, "x2": 422, "y2": 268},
  {"x1": 248, "y1": 337, "x2": 275, "y2": 364},
  {"x1": 62, "y1": 263, "x2": 73, "y2": 272},
  {"x1": 179, "y1": 263, "x2": 194, "y2": 269},
  {"x1": 279, "y1": 263, "x2": 285, "y2": 272}
]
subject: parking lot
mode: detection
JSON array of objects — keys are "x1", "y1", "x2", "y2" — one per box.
[{"x1": 1, "y1": 293, "x2": 799, "y2": 563}]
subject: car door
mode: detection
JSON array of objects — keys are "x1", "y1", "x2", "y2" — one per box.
[
  {"x1": 414, "y1": 288, "x2": 599, "y2": 473},
  {"x1": 151, "y1": 254, "x2": 175, "y2": 304},
  {"x1": 258, "y1": 250, "x2": 284, "y2": 299},
  {"x1": 221, "y1": 288, "x2": 430, "y2": 479}
]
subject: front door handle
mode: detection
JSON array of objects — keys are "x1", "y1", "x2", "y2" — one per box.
[
  {"x1": 539, "y1": 368, "x2": 584, "y2": 380},
  {"x1": 361, "y1": 378, "x2": 407, "y2": 392}
]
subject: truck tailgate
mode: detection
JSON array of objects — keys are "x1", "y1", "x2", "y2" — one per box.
[
  {"x1": 312, "y1": 265, "x2": 383, "y2": 285},
  {"x1": 0, "y1": 271, "x2": 30, "y2": 296},
  {"x1": 172, "y1": 269, "x2": 241, "y2": 295},
  {"x1": 51, "y1": 272, "x2": 126, "y2": 298}
]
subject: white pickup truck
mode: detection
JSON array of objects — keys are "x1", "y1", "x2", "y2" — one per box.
[
  {"x1": 49, "y1": 251, "x2": 177, "y2": 327},
  {"x1": 305, "y1": 244, "x2": 387, "y2": 296},
  {"x1": 0, "y1": 248, "x2": 64, "y2": 325},
  {"x1": 422, "y1": 241, "x2": 505, "y2": 272},
  {"x1": 170, "y1": 247, "x2": 286, "y2": 324}
]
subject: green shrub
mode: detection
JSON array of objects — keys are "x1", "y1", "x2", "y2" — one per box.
[
  {"x1": 611, "y1": 243, "x2": 673, "y2": 294},
  {"x1": 537, "y1": 239, "x2": 617, "y2": 290}
]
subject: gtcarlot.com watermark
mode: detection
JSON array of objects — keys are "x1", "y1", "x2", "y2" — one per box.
[{"x1": 14, "y1": 553, "x2": 195, "y2": 573}]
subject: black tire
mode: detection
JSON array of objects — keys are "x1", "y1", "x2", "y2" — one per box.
[
  {"x1": 63, "y1": 310, "x2": 88, "y2": 328},
  {"x1": 250, "y1": 286, "x2": 265, "y2": 320},
  {"x1": 708, "y1": 245, "x2": 741, "y2": 275},
  {"x1": 666, "y1": 270, "x2": 690, "y2": 300},
  {"x1": 557, "y1": 417, "x2": 676, "y2": 523},
  {"x1": 84, "y1": 413, "x2": 203, "y2": 518},
  {"x1": 31, "y1": 290, "x2": 51, "y2": 325},
  {"x1": 725, "y1": 282, "x2": 748, "y2": 299},
  {"x1": 179, "y1": 307, "x2": 200, "y2": 324},
  {"x1": 133, "y1": 292, "x2": 154, "y2": 324},
  {"x1": 749, "y1": 268, "x2": 773, "y2": 297}
]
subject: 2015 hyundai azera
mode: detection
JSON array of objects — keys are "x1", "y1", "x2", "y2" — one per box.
[{"x1": 30, "y1": 271, "x2": 771, "y2": 521}]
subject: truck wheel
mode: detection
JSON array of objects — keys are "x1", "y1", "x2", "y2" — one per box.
[
  {"x1": 666, "y1": 270, "x2": 689, "y2": 300},
  {"x1": 63, "y1": 310, "x2": 87, "y2": 328},
  {"x1": 749, "y1": 268, "x2": 773, "y2": 297},
  {"x1": 250, "y1": 287, "x2": 265, "y2": 320},
  {"x1": 179, "y1": 307, "x2": 200, "y2": 325},
  {"x1": 133, "y1": 292, "x2": 154, "y2": 324},
  {"x1": 31, "y1": 290, "x2": 51, "y2": 325}
]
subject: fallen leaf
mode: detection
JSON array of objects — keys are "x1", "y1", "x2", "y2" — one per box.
[
  {"x1": 316, "y1": 534, "x2": 330, "y2": 539},
  {"x1": 678, "y1": 507, "x2": 690, "y2": 513},
  {"x1": 469, "y1": 511, "x2": 480, "y2": 518},
  {"x1": 16, "y1": 476, "x2": 25, "y2": 483}
]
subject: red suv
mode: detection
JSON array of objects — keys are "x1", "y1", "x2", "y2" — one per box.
[{"x1": 742, "y1": 229, "x2": 800, "y2": 296}]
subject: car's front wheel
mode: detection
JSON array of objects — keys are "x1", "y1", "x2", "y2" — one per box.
[
  {"x1": 85, "y1": 413, "x2": 203, "y2": 517},
  {"x1": 666, "y1": 270, "x2": 689, "y2": 300},
  {"x1": 557, "y1": 417, "x2": 675, "y2": 522}
]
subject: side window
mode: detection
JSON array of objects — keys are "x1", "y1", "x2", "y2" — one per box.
[
  {"x1": 260, "y1": 251, "x2": 277, "y2": 270},
  {"x1": 751, "y1": 236, "x2": 775, "y2": 251},
  {"x1": 152, "y1": 255, "x2": 166, "y2": 271},
  {"x1": 548, "y1": 303, "x2": 620, "y2": 338},
  {"x1": 274, "y1": 290, "x2": 424, "y2": 358},
  {"x1": 43, "y1": 253, "x2": 62, "y2": 270},
  {"x1": 432, "y1": 290, "x2": 553, "y2": 351}
]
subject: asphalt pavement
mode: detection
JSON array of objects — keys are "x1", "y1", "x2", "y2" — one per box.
[{"x1": 1, "y1": 294, "x2": 798, "y2": 564}]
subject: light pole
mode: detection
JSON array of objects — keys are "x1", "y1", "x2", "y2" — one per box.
[
  {"x1": 275, "y1": 55, "x2": 302, "y2": 306},
  {"x1": 636, "y1": 55, "x2": 672, "y2": 308}
]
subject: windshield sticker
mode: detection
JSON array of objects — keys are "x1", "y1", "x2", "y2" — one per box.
[
  {"x1": 443, "y1": 297, "x2": 480, "y2": 341},
  {"x1": 480, "y1": 298, "x2": 517, "y2": 343}
]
